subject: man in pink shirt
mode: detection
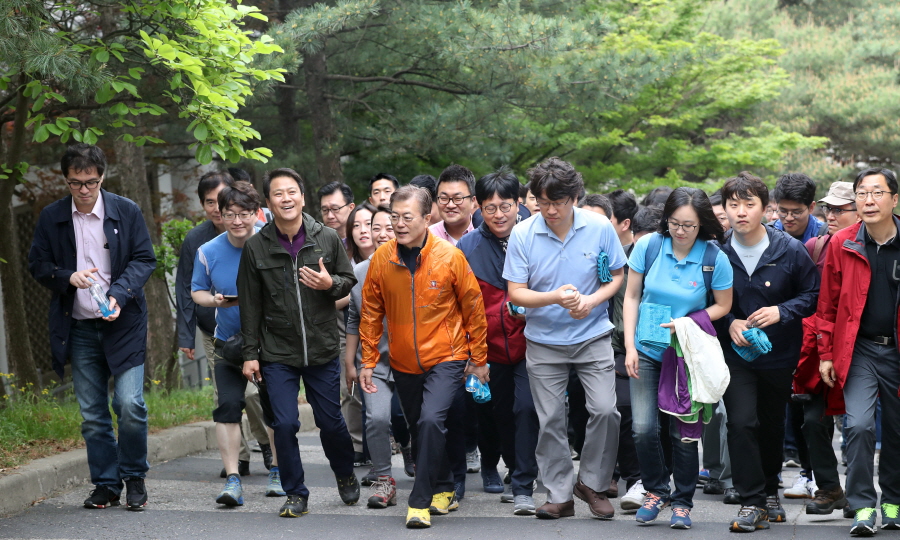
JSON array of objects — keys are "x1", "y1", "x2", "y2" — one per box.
[{"x1": 429, "y1": 164, "x2": 476, "y2": 247}]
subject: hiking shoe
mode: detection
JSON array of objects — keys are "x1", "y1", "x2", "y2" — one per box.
[
  {"x1": 731, "y1": 505, "x2": 770, "y2": 532},
  {"x1": 429, "y1": 491, "x2": 459, "y2": 515},
  {"x1": 698, "y1": 468, "x2": 711, "y2": 486},
  {"x1": 466, "y1": 449, "x2": 481, "y2": 473},
  {"x1": 724, "y1": 487, "x2": 740, "y2": 505},
  {"x1": 671, "y1": 507, "x2": 692, "y2": 529},
  {"x1": 360, "y1": 467, "x2": 378, "y2": 487},
  {"x1": 635, "y1": 492, "x2": 670, "y2": 523},
  {"x1": 220, "y1": 460, "x2": 250, "y2": 478},
  {"x1": 514, "y1": 495, "x2": 536, "y2": 515},
  {"x1": 784, "y1": 474, "x2": 814, "y2": 499},
  {"x1": 704, "y1": 478, "x2": 725, "y2": 495},
  {"x1": 573, "y1": 479, "x2": 615, "y2": 519},
  {"x1": 216, "y1": 474, "x2": 244, "y2": 506},
  {"x1": 83, "y1": 485, "x2": 121, "y2": 509},
  {"x1": 260, "y1": 443, "x2": 274, "y2": 471},
  {"x1": 124, "y1": 478, "x2": 148, "y2": 510},
  {"x1": 845, "y1": 504, "x2": 855, "y2": 519},
  {"x1": 806, "y1": 486, "x2": 847, "y2": 514},
  {"x1": 367, "y1": 476, "x2": 397, "y2": 509},
  {"x1": 336, "y1": 474, "x2": 360, "y2": 505},
  {"x1": 353, "y1": 452, "x2": 372, "y2": 468},
  {"x1": 406, "y1": 507, "x2": 431, "y2": 528},
  {"x1": 621, "y1": 480, "x2": 646, "y2": 512},
  {"x1": 766, "y1": 494, "x2": 786, "y2": 522},
  {"x1": 784, "y1": 448, "x2": 801, "y2": 468},
  {"x1": 535, "y1": 500, "x2": 575, "y2": 519},
  {"x1": 882, "y1": 503, "x2": 900, "y2": 530},
  {"x1": 454, "y1": 480, "x2": 466, "y2": 501},
  {"x1": 851, "y1": 507, "x2": 878, "y2": 536},
  {"x1": 482, "y1": 469, "x2": 504, "y2": 493},
  {"x1": 279, "y1": 495, "x2": 308, "y2": 517},
  {"x1": 266, "y1": 466, "x2": 286, "y2": 497},
  {"x1": 401, "y1": 444, "x2": 415, "y2": 478}
]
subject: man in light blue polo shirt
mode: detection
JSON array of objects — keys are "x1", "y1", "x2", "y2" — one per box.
[{"x1": 503, "y1": 157, "x2": 626, "y2": 520}]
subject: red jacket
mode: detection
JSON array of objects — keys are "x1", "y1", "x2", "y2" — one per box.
[{"x1": 818, "y1": 219, "x2": 900, "y2": 407}]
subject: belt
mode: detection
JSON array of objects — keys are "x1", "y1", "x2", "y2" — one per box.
[{"x1": 861, "y1": 334, "x2": 894, "y2": 346}]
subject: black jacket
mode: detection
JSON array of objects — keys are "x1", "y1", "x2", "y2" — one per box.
[
  {"x1": 175, "y1": 220, "x2": 218, "y2": 348},
  {"x1": 716, "y1": 226, "x2": 819, "y2": 370},
  {"x1": 28, "y1": 190, "x2": 157, "y2": 378},
  {"x1": 237, "y1": 214, "x2": 356, "y2": 368}
]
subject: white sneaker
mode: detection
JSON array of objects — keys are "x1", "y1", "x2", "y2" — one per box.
[
  {"x1": 621, "y1": 480, "x2": 646, "y2": 512},
  {"x1": 806, "y1": 479, "x2": 818, "y2": 498},
  {"x1": 784, "y1": 475, "x2": 812, "y2": 499}
]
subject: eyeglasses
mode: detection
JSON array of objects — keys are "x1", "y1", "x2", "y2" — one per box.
[
  {"x1": 534, "y1": 198, "x2": 571, "y2": 209},
  {"x1": 822, "y1": 205, "x2": 857, "y2": 217},
  {"x1": 389, "y1": 214, "x2": 418, "y2": 224},
  {"x1": 222, "y1": 211, "x2": 257, "y2": 221},
  {"x1": 856, "y1": 190, "x2": 893, "y2": 201},
  {"x1": 667, "y1": 221, "x2": 698, "y2": 232},
  {"x1": 321, "y1": 202, "x2": 351, "y2": 215},
  {"x1": 776, "y1": 207, "x2": 808, "y2": 219},
  {"x1": 437, "y1": 194, "x2": 474, "y2": 206},
  {"x1": 67, "y1": 180, "x2": 101, "y2": 190},
  {"x1": 482, "y1": 203, "x2": 514, "y2": 215}
]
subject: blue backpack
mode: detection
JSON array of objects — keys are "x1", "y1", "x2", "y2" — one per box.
[{"x1": 644, "y1": 232, "x2": 721, "y2": 307}]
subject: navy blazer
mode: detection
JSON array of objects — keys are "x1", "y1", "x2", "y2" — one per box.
[{"x1": 28, "y1": 190, "x2": 157, "y2": 378}]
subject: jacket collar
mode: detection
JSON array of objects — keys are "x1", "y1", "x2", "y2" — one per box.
[
  {"x1": 724, "y1": 224, "x2": 790, "y2": 271},
  {"x1": 389, "y1": 230, "x2": 435, "y2": 266},
  {"x1": 54, "y1": 189, "x2": 121, "y2": 223}
]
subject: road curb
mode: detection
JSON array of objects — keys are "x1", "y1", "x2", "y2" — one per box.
[{"x1": 0, "y1": 403, "x2": 315, "y2": 518}]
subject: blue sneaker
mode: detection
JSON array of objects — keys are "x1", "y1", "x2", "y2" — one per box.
[
  {"x1": 851, "y1": 507, "x2": 877, "y2": 536},
  {"x1": 216, "y1": 474, "x2": 243, "y2": 506},
  {"x1": 635, "y1": 492, "x2": 670, "y2": 523},
  {"x1": 882, "y1": 503, "x2": 900, "y2": 530},
  {"x1": 481, "y1": 469, "x2": 503, "y2": 494},
  {"x1": 697, "y1": 469, "x2": 710, "y2": 486},
  {"x1": 267, "y1": 466, "x2": 286, "y2": 497},
  {"x1": 454, "y1": 480, "x2": 466, "y2": 501},
  {"x1": 671, "y1": 507, "x2": 692, "y2": 529}
]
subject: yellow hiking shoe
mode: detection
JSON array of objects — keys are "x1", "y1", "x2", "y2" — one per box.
[
  {"x1": 428, "y1": 491, "x2": 459, "y2": 515},
  {"x1": 406, "y1": 507, "x2": 432, "y2": 528}
]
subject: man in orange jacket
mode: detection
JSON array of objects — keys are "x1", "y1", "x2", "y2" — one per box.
[{"x1": 358, "y1": 185, "x2": 489, "y2": 529}]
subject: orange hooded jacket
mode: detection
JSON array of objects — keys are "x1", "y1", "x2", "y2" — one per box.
[{"x1": 359, "y1": 232, "x2": 488, "y2": 374}]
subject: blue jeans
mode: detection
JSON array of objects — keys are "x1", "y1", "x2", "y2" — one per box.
[
  {"x1": 70, "y1": 319, "x2": 149, "y2": 492},
  {"x1": 630, "y1": 355, "x2": 698, "y2": 508}
]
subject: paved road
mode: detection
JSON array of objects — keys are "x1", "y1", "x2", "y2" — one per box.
[{"x1": 0, "y1": 432, "x2": 863, "y2": 539}]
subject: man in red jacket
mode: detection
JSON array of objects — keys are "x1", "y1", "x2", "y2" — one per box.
[
  {"x1": 457, "y1": 168, "x2": 540, "y2": 516},
  {"x1": 818, "y1": 168, "x2": 900, "y2": 536}
]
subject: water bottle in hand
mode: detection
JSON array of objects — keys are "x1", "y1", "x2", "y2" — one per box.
[
  {"x1": 88, "y1": 278, "x2": 115, "y2": 318},
  {"x1": 465, "y1": 374, "x2": 491, "y2": 403}
]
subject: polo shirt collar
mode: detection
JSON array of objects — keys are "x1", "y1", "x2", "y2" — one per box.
[
  {"x1": 534, "y1": 207, "x2": 587, "y2": 239},
  {"x1": 662, "y1": 234, "x2": 705, "y2": 264}
]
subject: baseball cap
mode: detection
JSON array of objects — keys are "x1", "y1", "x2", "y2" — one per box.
[{"x1": 818, "y1": 181, "x2": 855, "y2": 206}]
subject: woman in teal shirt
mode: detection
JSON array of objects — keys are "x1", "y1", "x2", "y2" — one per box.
[{"x1": 623, "y1": 187, "x2": 734, "y2": 529}]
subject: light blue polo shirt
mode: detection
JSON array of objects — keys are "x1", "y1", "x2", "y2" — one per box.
[
  {"x1": 503, "y1": 208, "x2": 627, "y2": 345},
  {"x1": 192, "y1": 230, "x2": 258, "y2": 341},
  {"x1": 628, "y1": 233, "x2": 733, "y2": 361}
]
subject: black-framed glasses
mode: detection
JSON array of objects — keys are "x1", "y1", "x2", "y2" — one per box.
[
  {"x1": 482, "y1": 202, "x2": 514, "y2": 215},
  {"x1": 437, "y1": 194, "x2": 474, "y2": 206},
  {"x1": 222, "y1": 211, "x2": 256, "y2": 221},
  {"x1": 856, "y1": 190, "x2": 892, "y2": 201},
  {"x1": 667, "y1": 221, "x2": 698, "y2": 232},
  {"x1": 534, "y1": 197, "x2": 572, "y2": 209},
  {"x1": 321, "y1": 202, "x2": 351, "y2": 215},
  {"x1": 67, "y1": 180, "x2": 101, "y2": 190},
  {"x1": 822, "y1": 205, "x2": 857, "y2": 216},
  {"x1": 776, "y1": 207, "x2": 808, "y2": 219}
]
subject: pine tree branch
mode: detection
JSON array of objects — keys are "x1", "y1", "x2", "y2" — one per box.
[{"x1": 322, "y1": 74, "x2": 481, "y2": 95}]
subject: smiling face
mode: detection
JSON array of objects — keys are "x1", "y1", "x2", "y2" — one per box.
[
  {"x1": 480, "y1": 193, "x2": 518, "y2": 239},
  {"x1": 436, "y1": 180, "x2": 475, "y2": 228},
  {"x1": 726, "y1": 195, "x2": 766, "y2": 236},
  {"x1": 222, "y1": 203, "x2": 256, "y2": 242},
  {"x1": 351, "y1": 208, "x2": 374, "y2": 254},
  {"x1": 371, "y1": 211, "x2": 395, "y2": 246},
  {"x1": 66, "y1": 167, "x2": 104, "y2": 213},
  {"x1": 266, "y1": 176, "x2": 305, "y2": 225}
]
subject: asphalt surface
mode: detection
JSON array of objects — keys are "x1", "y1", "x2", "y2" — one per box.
[{"x1": 0, "y1": 432, "x2": 868, "y2": 539}]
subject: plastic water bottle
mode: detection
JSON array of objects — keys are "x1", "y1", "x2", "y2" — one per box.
[
  {"x1": 88, "y1": 278, "x2": 115, "y2": 318},
  {"x1": 465, "y1": 374, "x2": 491, "y2": 403},
  {"x1": 507, "y1": 302, "x2": 525, "y2": 316}
]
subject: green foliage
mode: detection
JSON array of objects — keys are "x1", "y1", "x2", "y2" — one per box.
[{"x1": 153, "y1": 218, "x2": 199, "y2": 281}]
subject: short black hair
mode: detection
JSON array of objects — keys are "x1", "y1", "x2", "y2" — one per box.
[
  {"x1": 198, "y1": 171, "x2": 235, "y2": 204},
  {"x1": 657, "y1": 187, "x2": 725, "y2": 243},
  {"x1": 641, "y1": 187, "x2": 673, "y2": 207},
  {"x1": 317, "y1": 181, "x2": 354, "y2": 205},
  {"x1": 632, "y1": 205, "x2": 663, "y2": 234},
  {"x1": 227, "y1": 168, "x2": 251, "y2": 183},
  {"x1": 474, "y1": 167, "x2": 520, "y2": 205},
  {"x1": 61, "y1": 143, "x2": 107, "y2": 178},
  {"x1": 579, "y1": 193, "x2": 613, "y2": 217},
  {"x1": 262, "y1": 168, "x2": 305, "y2": 199},
  {"x1": 218, "y1": 180, "x2": 261, "y2": 213},
  {"x1": 772, "y1": 173, "x2": 817, "y2": 206},
  {"x1": 518, "y1": 183, "x2": 528, "y2": 200},
  {"x1": 721, "y1": 171, "x2": 769, "y2": 207},
  {"x1": 527, "y1": 157, "x2": 583, "y2": 201},
  {"x1": 368, "y1": 172, "x2": 399, "y2": 192},
  {"x1": 854, "y1": 167, "x2": 899, "y2": 194},
  {"x1": 408, "y1": 174, "x2": 437, "y2": 199},
  {"x1": 606, "y1": 189, "x2": 638, "y2": 224},
  {"x1": 708, "y1": 191, "x2": 723, "y2": 207},
  {"x1": 437, "y1": 164, "x2": 476, "y2": 196}
]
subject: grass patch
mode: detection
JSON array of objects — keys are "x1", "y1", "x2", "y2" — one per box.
[{"x1": 0, "y1": 383, "x2": 214, "y2": 472}]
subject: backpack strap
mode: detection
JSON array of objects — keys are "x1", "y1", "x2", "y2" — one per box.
[
  {"x1": 816, "y1": 221, "x2": 829, "y2": 237},
  {"x1": 644, "y1": 232, "x2": 663, "y2": 275},
  {"x1": 811, "y1": 234, "x2": 830, "y2": 264},
  {"x1": 701, "y1": 240, "x2": 720, "y2": 307}
]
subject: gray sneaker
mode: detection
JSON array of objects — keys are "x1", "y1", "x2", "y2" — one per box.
[
  {"x1": 466, "y1": 450, "x2": 481, "y2": 473},
  {"x1": 501, "y1": 485, "x2": 514, "y2": 503},
  {"x1": 514, "y1": 495, "x2": 536, "y2": 515}
]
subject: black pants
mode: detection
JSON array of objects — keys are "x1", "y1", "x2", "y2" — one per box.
[
  {"x1": 801, "y1": 392, "x2": 840, "y2": 490},
  {"x1": 393, "y1": 361, "x2": 466, "y2": 509},
  {"x1": 212, "y1": 359, "x2": 248, "y2": 424},
  {"x1": 722, "y1": 360, "x2": 794, "y2": 508},
  {"x1": 785, "y1": 401, "x2": 813, "y2": 472},
  {"x1": 489, "y1": 361, "x2": 540, "y2": 495}
]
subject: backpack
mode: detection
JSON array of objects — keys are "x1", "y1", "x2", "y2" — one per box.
[{"x1": 644, "y1": 232, "x2": 721, "y2": 307}]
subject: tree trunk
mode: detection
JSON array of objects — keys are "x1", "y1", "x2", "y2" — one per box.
[
  {"x1": 277, "y1": 73, "x2": 301, "y2": 149},
  {"x1": 0, "y1": 77, "x2": 38, "y2": 391},
  {"x1": 303, "y1": 49, "x2": 343, "y2": 199},
  {"x1": 112, "y1": 136, "x2": 179, "y2": 389}
]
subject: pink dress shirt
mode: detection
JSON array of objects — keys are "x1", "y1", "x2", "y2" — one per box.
[
  {"x1": 72, "y1": 196, "x2": 112, "y2": 319},
  {"x1": 428, "y1": 219, "x2": 474, "y2": 247}
]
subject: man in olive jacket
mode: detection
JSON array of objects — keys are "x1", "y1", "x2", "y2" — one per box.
[{"x1": 237, "y1": 168, "x2": 358, "y2": 518}]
